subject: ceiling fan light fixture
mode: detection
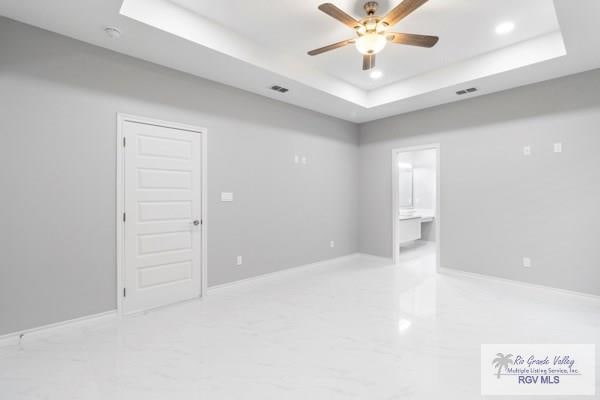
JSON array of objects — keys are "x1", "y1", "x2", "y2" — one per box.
[{"x1": 356, "y1": 33, "x2": 387, "y2": 55}]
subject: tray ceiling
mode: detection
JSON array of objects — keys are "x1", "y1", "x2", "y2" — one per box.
[{"x1": 1, "y1": 0, "x2": 599, "y2": 122}]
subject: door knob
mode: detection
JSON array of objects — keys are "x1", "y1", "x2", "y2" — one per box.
[{"x1": 193, "y1": 220, "x2": 200, "y2": 226}]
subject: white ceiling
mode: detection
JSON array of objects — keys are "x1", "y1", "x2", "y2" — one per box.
[{"x1": 1, "y1": 0, "x2": 599, "y2": 123}]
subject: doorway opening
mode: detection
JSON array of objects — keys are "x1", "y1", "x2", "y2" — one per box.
[{"x1": 391, "y1": 144, "x2": 440, "y2": 270}]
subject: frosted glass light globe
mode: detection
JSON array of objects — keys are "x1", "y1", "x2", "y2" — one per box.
[{"x1": 355, "y1": 33, "x2": 387, "y2": 55}]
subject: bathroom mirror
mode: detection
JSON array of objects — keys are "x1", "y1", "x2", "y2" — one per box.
[{"x1": 398, "y1": 163, "x2": 414, "y2": 209}]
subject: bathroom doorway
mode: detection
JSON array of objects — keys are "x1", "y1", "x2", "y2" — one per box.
[{"x1": 391, "y1": 144, "x2": 440, "y2": 269}]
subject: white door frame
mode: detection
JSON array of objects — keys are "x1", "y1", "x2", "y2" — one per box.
[
  {"x1": 391, "y1": 143, "x2": 441, "y2": 270},
  {"x1": 116, "y1": 113, "x2": 208, "y2": 315}
]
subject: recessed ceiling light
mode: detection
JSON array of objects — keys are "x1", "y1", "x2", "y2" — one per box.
[
  {"x1": 370, "y1": 70, "x2": 383, "y2": 80},
  {"x1": 104, "y1": 26, "x2": 122, "y2": 39},
  {"x1": 398, "y1": 319, "x2": 412, "y2": 332},
  {"x1": 495, "y1": 21, "x2": 515, "y2": 35}
]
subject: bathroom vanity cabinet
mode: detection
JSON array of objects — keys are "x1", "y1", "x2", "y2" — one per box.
[{"x1": 397, "y1": 216, "x2": 422, "y2": 244}]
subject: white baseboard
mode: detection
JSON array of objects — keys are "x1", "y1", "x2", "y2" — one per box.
[
  {"x1": 439, "y1": 267, "x2": 600, "y2": 303},
  {"x1": 0, "y1": 310, "x2": 117, "y2": 347},
  {"x1": 208, "y1": 253, "x2": 361, "y2": 292}
]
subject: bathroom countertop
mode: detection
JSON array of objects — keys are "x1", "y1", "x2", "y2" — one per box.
[
  {"x1": 399, "y1": 209, "x2": 435, "y2": 222},
  {"x1": 398, "y1": 215, "x2": 422, "y2": 221}
]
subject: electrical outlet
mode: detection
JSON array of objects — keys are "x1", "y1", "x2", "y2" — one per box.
[
  {"x1": 554, "y1": 143, "x2": 563, "y2": 153},
  {"x1": 236, "y1": 256, "x2": 243, "y2": 266},
  {"x1": 523, "y1": 146, "x2": 531, "y2": 156},
  {"x1": 522, "y1": 257, "x2": 532, "y2": 268},
  {"x1": 330, "y1": 241, "x2": 335, "y2": 248}
]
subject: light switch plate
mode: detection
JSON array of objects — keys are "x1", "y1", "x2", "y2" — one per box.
[
  {"x1": 221, "y1": 192, "x2": 233, "y2": 202},
  {"x1": 236, "y1": 256, "x2": 243, "y2": 266},
  {"x1": 330, "y1": 241, "x2": 335, "y2": 248},
  {"x1": 523, "y1": 257, "x2": 532, "y2": 268},
  {"x1": 523, "y1": 146, "x2": 531, "y2": 156},
  {"x1": 554, "y1": 143, "x2": 563, "y2": 153},
  {"x1": 301, "y1": 156, "x2": 307, "y2": 165},
  {"x1": 294, "y1": 155, "x2": 300, "y2": 164}
]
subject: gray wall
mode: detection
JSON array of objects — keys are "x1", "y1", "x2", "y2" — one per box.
[
  {"x1": 0, "y1": 18, "x2": 359, "y2": 335},
  {"x1": 360, "y1": 69, "x2": 600, "y2": 296}
]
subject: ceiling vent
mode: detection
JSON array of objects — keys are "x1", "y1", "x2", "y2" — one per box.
[
  {"x1": 270, "y1": 85, "x2": 289, "y2": 93},
  {"x1": 456, "y1": 87, "x2": 478, "y2": 96}
]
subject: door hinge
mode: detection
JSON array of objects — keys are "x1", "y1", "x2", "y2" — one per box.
[
  {"x1": 123, "y1": 288, "x2": 126, "y2": 297},
  {"x1": 123, "y1": 212, "x2": 126, "y2": 222},
  {"x1": 122, "y1": 137, "x2": 126, "y2": 147}
]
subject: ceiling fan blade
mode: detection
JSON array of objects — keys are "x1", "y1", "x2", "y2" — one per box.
[
  {"x1": 362, "y1": 54, "x2": 376, "y2": 71},
  {"x1": 318, "y1": 3, "x2": 360, "y2": 29},
  {"x1": 382, "y1": 0, "x2": 429, "y2": 27},
  {"x1": 388, "y1": 32, "x2": 439, "y2": 48},
  {"x1": 307, "y1": 39, "x2": 355, "y2": 56}
]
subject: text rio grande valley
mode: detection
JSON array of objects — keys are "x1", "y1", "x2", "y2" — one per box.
[{"x1": 507, "y1": 355, "x2": 580, "y2": 385}]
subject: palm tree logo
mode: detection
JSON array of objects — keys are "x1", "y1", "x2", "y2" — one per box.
[{"x1": 492, "y1": 353, "x2": 514, "y2": 379}]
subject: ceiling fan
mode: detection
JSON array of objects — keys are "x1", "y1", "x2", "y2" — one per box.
[{"x1": 308, "y1": 0, "x2": 439, "y2": 71}]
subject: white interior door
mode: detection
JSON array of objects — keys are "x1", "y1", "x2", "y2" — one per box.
[{"x1": 122, "y1": 120, "x2": 202, "y2": 314}]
